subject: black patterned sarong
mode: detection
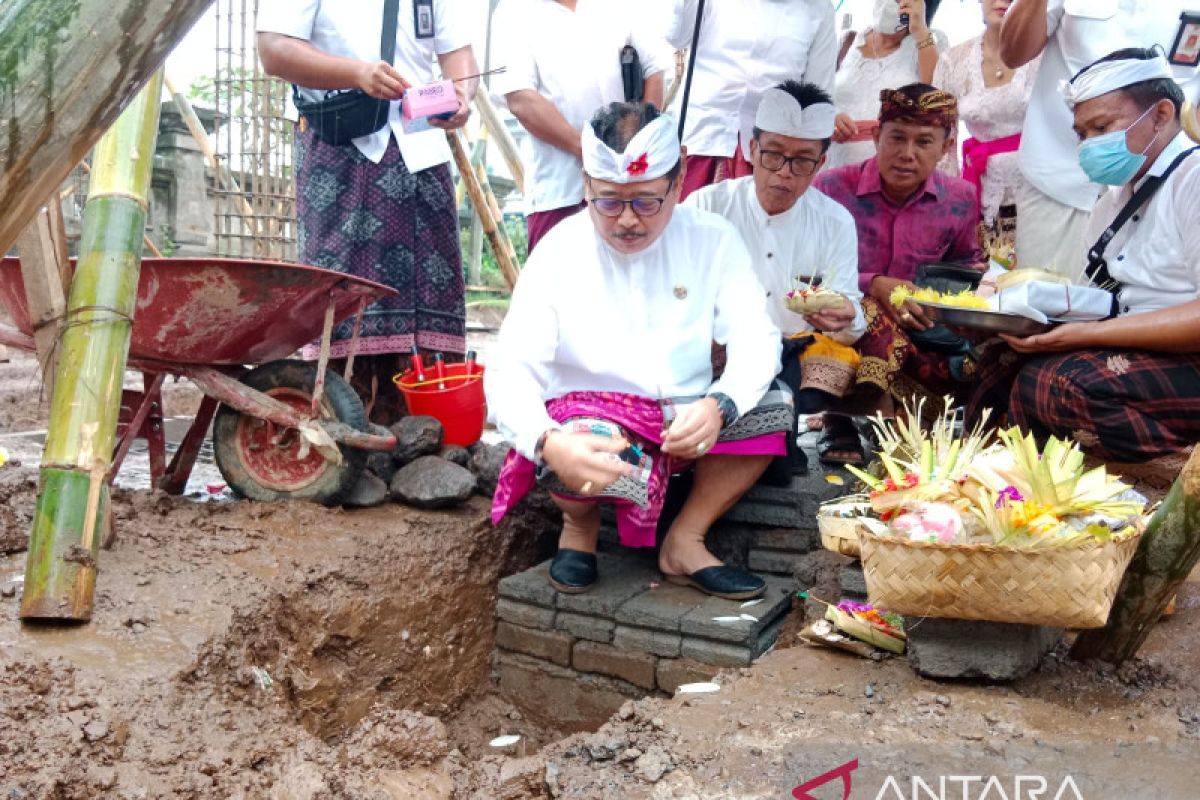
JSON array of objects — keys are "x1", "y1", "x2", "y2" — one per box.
[
  {"x1": 968, "y1": 347, "x2": 1200, "y2": 462},
  {"x1": 295, "y1": 125, "x2": 466, "y2": 359}
]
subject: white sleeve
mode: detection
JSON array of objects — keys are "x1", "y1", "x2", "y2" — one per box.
[
  {"x1": 801, "y1": 3, "x2": 838, "y2": 95},
  {"x1": 483, "y1": 263, "x2": 561, "y2": 460},
  {"x1": 489, "y1": 2, "x2": 539, "y2": 102},
  {"x1": 631, "y1": 25, "x2": 671, "y2": 78},
  {"x1": 1176, "y1": 163, "x2": 1200, "y2": 292},
  {"x1": 665, "y1": 0, "x2": 703, "y2": 49},
  {"x1": 433, "y1": 0, "x2": 474, "y2": 54},
  {"x1": 1045, "y1": 0, "x2": 1066, "y2": 36},
  {"x1": 708, "y1": 230, "x2": 782, "y2": 415},
  {"x1": 826, "y1": 212, "x2": 866, "y2": 343},
  {"x1": 255, "y1": 0, "x2": 318, "y2": 38}
]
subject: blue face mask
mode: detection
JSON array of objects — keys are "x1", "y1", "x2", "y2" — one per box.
[{"x1": 1077, "y1": 106, "x2": 1161, "y2": 186}]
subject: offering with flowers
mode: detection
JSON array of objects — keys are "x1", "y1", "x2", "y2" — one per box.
[
  {"x1": 845, "y1": 398, "x2": 1146, "y2": 549},
  {"x1": 889, "y1": 285, "x2": 990, "y2": 311}
]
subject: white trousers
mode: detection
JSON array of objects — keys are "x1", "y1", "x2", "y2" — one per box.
[{"x1": 1014, "y1": 181, "x2": 1094, "y2": 280}]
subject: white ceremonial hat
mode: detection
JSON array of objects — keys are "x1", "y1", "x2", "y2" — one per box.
[
  {"x1": 754, "y1": 87, "x2": 837, "y2": 139},
  {"x1": 1062, "y1": 52, "x2": 1175, "y2": 109},
  {"x1": 581, "y1": 114, "x2": 680, "y2": 183}
]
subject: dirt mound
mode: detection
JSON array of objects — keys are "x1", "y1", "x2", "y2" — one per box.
[{"x1": 0, "y1": 462, "x2": 37, "y2": 554}]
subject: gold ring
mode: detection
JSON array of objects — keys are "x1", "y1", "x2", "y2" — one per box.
[
  {"x1": 901, "y1": 312, "x2": 913, "y2": 321},
  {"x1": 580, "y1": 481, "x2": 594, "y2": 494}
]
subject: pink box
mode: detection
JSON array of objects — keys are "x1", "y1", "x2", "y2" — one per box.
[{"x1": 402, "y1": 80, "x2": 459, "y2": 124}]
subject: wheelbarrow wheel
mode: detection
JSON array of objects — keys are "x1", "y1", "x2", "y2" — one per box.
[{"x1": 212, "y1": 359, "x2": 368, "y2": 506}]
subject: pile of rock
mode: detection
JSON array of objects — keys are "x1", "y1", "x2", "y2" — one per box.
[{"x1": 343, "y1": 416, "x2": 511, "y2": 511}]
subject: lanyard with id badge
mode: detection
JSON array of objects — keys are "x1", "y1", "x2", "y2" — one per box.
[{"x1": 414, "y1": 0, "x2": 435, "y2": 40}]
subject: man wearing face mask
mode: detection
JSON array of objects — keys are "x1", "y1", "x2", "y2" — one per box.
[
  {"x1": 999, "y1": 0, "x2": 1200, "y2": 277},
  {"x1": 966, "y1": 48, "x2": 1200, "y2": 462}
]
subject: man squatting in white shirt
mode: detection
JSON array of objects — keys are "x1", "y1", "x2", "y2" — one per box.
[
  {"x1": 688, "y1": 80, "x2": 868, "y2": 474},
  {"x1": 486, "y1": 103, "x2": 793, "y2": 601}
]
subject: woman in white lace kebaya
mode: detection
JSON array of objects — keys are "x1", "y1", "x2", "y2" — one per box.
[
  {"x1": 825, "y1": 0, "x2": 947, "y2": 170},
  {"x1": 933, "y1": 0, "x2": 1041, "y2": 257}
]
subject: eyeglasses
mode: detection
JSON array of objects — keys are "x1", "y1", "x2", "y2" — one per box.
[
  {"x1": 758, "y1": 149, "x2": 821, "y2": 177},
  {"x1": 587, "y1": 178, "x2": 672, "y2": 218}
]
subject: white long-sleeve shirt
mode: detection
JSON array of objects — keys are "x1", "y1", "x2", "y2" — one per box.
[
  {"x1": 485, "y1": 205, "x2": 782, "y2": 459},
  {"x1": 665, "y1": 0, "x2": 837, "y2": 161},
  {"x1": 687, "y1": 176, "x2": 865, "y2": 341},
  {"x1": 490, "y1": 0, "x2": 669, "y2": 213}
]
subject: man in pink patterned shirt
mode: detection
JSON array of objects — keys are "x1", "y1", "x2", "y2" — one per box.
[{"x1": 813, "y1": 82, "x2": 983, "y2": 433}]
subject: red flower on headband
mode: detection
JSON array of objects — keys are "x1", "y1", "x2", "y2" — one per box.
[{"x1": 626, "y1": 152, "x2": 649, "y2": 176}]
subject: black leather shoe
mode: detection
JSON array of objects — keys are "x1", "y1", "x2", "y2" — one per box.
[
  {"x1": 665, "y1": 565, "x2": 766, "y2": 600},
  {"x1": 548, "y1": 548, "x2": 597, "y2": 593}
]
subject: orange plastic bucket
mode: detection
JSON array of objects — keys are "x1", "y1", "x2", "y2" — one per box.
[{"x1": 393, "y1": 363, "x2": 487, "y2": 446}]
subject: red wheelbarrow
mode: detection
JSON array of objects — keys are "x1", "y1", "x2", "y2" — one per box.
[{"x1": 0, "y1": 257, "x2": 398, "y2": 505}]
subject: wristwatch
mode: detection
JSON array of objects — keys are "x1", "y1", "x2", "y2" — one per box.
[{"x1": 706, "y1": 392, "x2": 739, "y2": 429}]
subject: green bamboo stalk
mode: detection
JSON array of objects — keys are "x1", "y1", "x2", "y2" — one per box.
[
  {"x1": 20, "y1": 72, "x2": 164, "y2": 623},
  {"x1": 1071, "y1": 447, "x2": 1200, "y2": 663}
]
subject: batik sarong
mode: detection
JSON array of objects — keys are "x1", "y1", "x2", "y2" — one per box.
[
  {"x1": 967, "y1": 347, "x2": 1200, "y2": 463},
  {"x1": 491, "y1": 390, "x2": 791, "y2": 548},
  {"x1": 295, "y1": 125, "x2": 466, "y2": 359}
]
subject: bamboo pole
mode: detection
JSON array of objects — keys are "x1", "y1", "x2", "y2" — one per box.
[
  {"x1": 1071, "y1": 447, "x2": 1200, "y2": 663},
  {"x1": 0, "y1": 0, "x2": 213, "y2": 257},
  {"x1": 15, "y1": 207, "x2": 70, "y2": 387},
  {"x1": 20, "y1": 73, "x2": 165, "y2": 623},
  {"x1": 447, "y1": 131, "x2": 520, "y2": 290},
  {"x1": 473, "y1": 91, "x2": 525, "y2": 195}
]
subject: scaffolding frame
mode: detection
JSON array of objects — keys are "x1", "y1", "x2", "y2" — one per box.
[{"x1": 212, "y1": 0, "x2": 296, "y2": 261}]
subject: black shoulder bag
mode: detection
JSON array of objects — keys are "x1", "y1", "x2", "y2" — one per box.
[
  {"x1": 292, "y1": 0, "x2": 401, "y2": 146},
  {"x1": 620, "y1": 45, "x2": 644, "y2": 103},
  {"x1": 1084, "y1": 146, "x2": 1200, "y2": 318}
]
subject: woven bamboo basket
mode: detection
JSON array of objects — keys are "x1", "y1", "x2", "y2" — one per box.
[
  {"x1": 817, "y1": 500, "x2": 872, "y2": 557},
  {"x1": 859, "y1": 530, "x2": 1142, "y2": 629}
]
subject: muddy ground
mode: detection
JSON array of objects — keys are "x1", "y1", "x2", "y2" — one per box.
[{"x1": 2, "y1": 347, "x2": 1200, "y2": 798}]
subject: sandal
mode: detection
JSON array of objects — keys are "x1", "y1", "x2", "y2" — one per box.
[{"x1": 817, "y1": 414, "x2": 867, "y2": 466}]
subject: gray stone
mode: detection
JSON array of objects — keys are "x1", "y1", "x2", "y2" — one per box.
[
  {"x1": 613, "y1": 625, "x2": 682, "y2": 658},
  {"x1": 614, "y1": 584, "x2": 700, "y2": 631},
  {"x1": 905, "y1": 617, "x2": 1063, "y2": 681},
  {"x1": 365, "y1": 450, "x2": 398, "y2": 484},
  {"x1": 470, "y1": 442, "x2": 512, "y2": 495},
  {"x1": 440, "y1": 445, "x2": 470, "y2": 467},
  {"x1": 679, "y1": 637, "x2": 754, "y2": 668},
  {"x1": 635, "y1": 746, "x2": 674, "y2": 783},
  {"x1": 556, "y1": 550, "x2": 658, "y2": 618},
  {"x1": 678, "y1": 575, "x2": 791, "y2": 643},
  {"x1": 341, "y1": 470, "x2": 388, "y2": 508},
  {"x1": 555, "y1": 612, "x2": 615, "y2": 643},
  {"x1": 389, "y1": 456, "x2": 476, "y2": 509},
  {"x1": 839, "y1": 563, "x2": 867, "y2": 598},
  {"x1": 754, "y1": 527, "x2": 820, "y2": 552},
  {"x1": 498, "y1": 562, "x2": 558, "y2": 608},
  {"x1": 389, "y1": 416, "x2": 443, "y2": 464},
  {"x1": 748, "y1": 549, "x2": 804, "y2": 575},
  {"x1": 497, "y1": 598, "x2": 555, "y2": 630}
]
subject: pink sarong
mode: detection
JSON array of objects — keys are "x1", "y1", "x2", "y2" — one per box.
[
  {"x1": 490, "y1": 391, "x2": 787, "y2": 548},
  {"x1": 961, "y1": 133, "x2": 1021, "y2": 207}
]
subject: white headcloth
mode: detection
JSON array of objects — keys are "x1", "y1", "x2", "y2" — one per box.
[
  {"x1": 1062, "y1": 52, "x2": 1175, "y2": 108},
  {"x1": 581, "y1": 114, "x2": 680, "y2": 183},
  {"x1": 754, "y1": 88, "x2": 837, "y2": 139}
]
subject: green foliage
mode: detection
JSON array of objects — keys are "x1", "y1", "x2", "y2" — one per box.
[{"x1": 461, "y1": 214, "x2": 526, "y2": 289}]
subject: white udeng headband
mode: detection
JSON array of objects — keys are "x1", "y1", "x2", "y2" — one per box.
[
  {"x1": 1062, "y1": 54, "x2": 1175, "y2": 108},
  {"x1": 754, "y1": 88, "x2": 837, "y2": 139},
  {"x1": 581, "y1": 114, "x2": 680, "y2": 183}
]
